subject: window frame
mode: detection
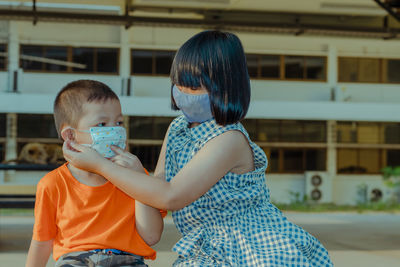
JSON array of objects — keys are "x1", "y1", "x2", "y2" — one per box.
[
  {"x1": 19, "y1": 44, "x2": 120, "y2": 75},
  {"x1": 131, "y1": 49, "x2": 176, "y2": 77},
  {"x1": 338, "y1": 56, "x2": 400, "y2": 84},
  {"x1": 246, "y1": 53, "x2": 327, "y2": 82},
  {"x1": 0, "y1": 43, "x2": 7, "y2": 71}
]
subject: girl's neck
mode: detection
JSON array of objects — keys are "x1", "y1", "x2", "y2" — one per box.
[{"x1": 188, "y1": 122, "x2": 200, "y2": 128}]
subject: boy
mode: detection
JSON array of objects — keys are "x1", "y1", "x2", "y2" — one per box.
[{"x1": 26, "y1": 80, "x2": 165, "y2": 267}]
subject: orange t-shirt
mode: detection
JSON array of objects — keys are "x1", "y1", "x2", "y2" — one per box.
[{"x1": 32, "y1": 163, "x2": 167, "y2": 260}]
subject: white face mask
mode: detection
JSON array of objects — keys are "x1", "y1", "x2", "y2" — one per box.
[{"x1": 74, "y1": 126, "x2": 127, "y2": 158}]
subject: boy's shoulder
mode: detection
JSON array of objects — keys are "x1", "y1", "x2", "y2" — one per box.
[{"x1": 37, "y1": 163, "x2": 68, "y2": 190}]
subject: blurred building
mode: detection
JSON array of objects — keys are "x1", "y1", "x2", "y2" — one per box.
[{"x1": 0, "y1": 0, "x2": 400, "y2": 205}]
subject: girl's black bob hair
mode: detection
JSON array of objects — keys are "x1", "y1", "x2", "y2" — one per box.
[{"x1": 170, "y1": 30, "x2": 250, "y2": 126}]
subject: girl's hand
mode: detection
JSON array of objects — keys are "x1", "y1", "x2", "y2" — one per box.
[
  {"x1": 62, "y1": 140, "x2": 107, "y2": 174},
  {"x1": 110, "y1": 146, "x2": 145, "y2": 173}
]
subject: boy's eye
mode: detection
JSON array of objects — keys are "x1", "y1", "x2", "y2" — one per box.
[
  {"x1": 96, "y1": 122, "x2": 106, "y2": 127},
  {"x1": 116, "y1": 121, "x2": 124, "y2": 126}
]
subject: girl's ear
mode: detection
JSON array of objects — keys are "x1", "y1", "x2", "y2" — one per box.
[{"x1": 60, "y1": 127, "x2": 75, "y2": 141}]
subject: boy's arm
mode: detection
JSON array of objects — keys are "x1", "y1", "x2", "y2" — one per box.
[
  {"x1": 111, "y1": 131, "x2": 168, "y2": 246},
  {"x1": 135, "y1": 129, "x2": 169, "y2": 245},
  {"x1": 26, "y1": 239, "x2": 53, "y2": 267},
  {"x1": 135, "y1": 201, "x2": 164, "y2": 246}
]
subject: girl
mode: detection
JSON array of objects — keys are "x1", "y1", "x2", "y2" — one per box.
[{"x1": 64, "y1": 30, "x2": 333, "y2": 266}]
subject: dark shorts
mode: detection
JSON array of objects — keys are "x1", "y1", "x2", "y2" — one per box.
[{"x1": 55, "y1": 249, "x2": 148, "y2": 267}]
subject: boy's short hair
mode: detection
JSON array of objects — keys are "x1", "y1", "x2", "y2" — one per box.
[
  {"x1": 53, "y1": 80, "x2": 119, "y2": 136},
  {"x1": 170, "y1": 30, "x2": 251, "y2": 126}
]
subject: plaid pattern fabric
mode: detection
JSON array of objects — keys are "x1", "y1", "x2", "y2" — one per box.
[
  {"x1": 55, "y1": 250, "x2": 147, "y2": 267},
  {"x1": 165, "y1": 116, "x2": 333, "y2": 267}
]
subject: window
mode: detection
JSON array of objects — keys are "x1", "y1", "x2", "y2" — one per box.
[
  {"x1": 128, "y1": 116, "x2": 174, "y2": 172},
  {"x1": 358, "y1": 58, "x2": 380, "y2": 83},
  {"x1": 264, "y1": 148, "x2": 279, "y2": 173},
  {"x1": 356, "y1": 122, "x2": 382, "y2": 144},
  {"x1": 280, "y1": 121, "x2": 305, "y2": 142},
  {"x1": 246, "y1": 54, "x2": 326, "y2": 81},
  {"x1": 73, "y1": 48, "x2": 94, "y2": 72},
  {"x1": 337, "y1": 149, "x2": 363, "y2": 173},
  {"x1": 257, "y1": 120, "x2": 280, "y2": 142},
  {"x1": 338, "y1": 58, "x2": 358, "y2": 82},
  {"x1": 155, "y1": 51, "x2": 175, "y2": 75},
  {"x1": 304, "y1": 121, "x2": 327, "y2": 142},
  {"x1": 337, "y1": 149, "x2": 382, "y2": 174},
  {"x1": 306, "y1": 149, "x2": 326, "y2": 171},
  {"x1": 337, "y1": 122, "x2": 392, "y2": 144},
  {"x1": 129, "y1": 116, "x2": 173, "y2": 140},
  {"x1": 284, "y1": 55, "x2": 326, "y2": 80},
  {"x1": 385, "y1": 123, "x2": 400, "y2": 144},
  {"x1": 283, "y1": 149, "x2": 304, "y2": 172},
  {"x1": 17, "y1": 114, "x2": 58, "y2": 138},
  {"x1": 339, "y1": 57, "x2": 400, "y2": 84},
  {"x1": 21, "y1": 45, "x2": 68, "y2": 72},
  {"x1": 387, "y1": 150, "x2": 400, "y2": 167},
  {"x1": 246, "y1": 54, "x2": 280, "y2": 79},
  {"x1": 20, "y1": 45, "x2": 119, "y2": 74},
  {"x1": 387, "y1": 59, "x2": 400, "y2": 83},
  {"x1": 264, "y1": 148, "x2": 326, "y2": 173},
  {"x1": 45, "y1": 46, "x2": 68, "y2": 71},
  {"x1": 0, "y1": 113, "x2": 6, "y2": 137},
  {"x1": 261, "y1": 55, "x2": 280, "y2": 78},
  {"x1": 0, "y1": 143, "x2": 4, "y2": 163},
  {"x1": 337, "y1": 122, "x2": 357, "y2": 143},
  {"x1": 0, "y1": 44, "x2": 6, "y2": 70},
  {"x1": 131, "y1": 50, "x2": 176, "y2": 76},
  {"x1": 305, "y1": 57, "x2": 326, "y2": 79},
  {"x1": 97, "y1": 48, "x2": 118, "y2": 73},
  {"x1": 285, "y1": 56, "x2": 304, "y2": 79},
  {"x1": 246, "y1": 54, "x2": 259, "y2": 78},
  {"x1": 73, "y1": 47, "x2": 119, "y2": 74},
  {"x1": 243, "y1": 119, "x2": 326, "y2": 143},
  {"x1": 10, "y1": 114, "x2": 64, "y2": 165},
  {"x1": 0, "y1": 114, "x2": 5, "y2": 163},
  {"x1": 21, "y1": 45, "x2": 44, "y2": 70},
  {"x1": 130, "y1": 145, "x2": 161, "y2": 172}
]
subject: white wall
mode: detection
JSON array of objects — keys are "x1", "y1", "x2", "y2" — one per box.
[
  {"x1": 0, "y1": 72, "x2": 7, "y2": 91},
  {"x1": 19, "y1": 72, "x2": 122, "y2": 95},
  {"x1": 338, "y1": 83, "x2": 400, "y2": 103},
  {"x1": 266, "y1": 174, "x2": 305, "y2": 204},
  {"x1": 132, "y1": 76, "x2": 171, "y2": 97},
  {"x1": 4, "y1": 21, "x2": 400, "y2": 104},
  {"x1": 333, "y1": 175, "x2": 391, "y2": 205},
  {"x1": 251, "y1": 80, "x2": 331, "y2": 101},
  {"x1": 18, "y1": 21, "x2": 120, "y2": 46}
]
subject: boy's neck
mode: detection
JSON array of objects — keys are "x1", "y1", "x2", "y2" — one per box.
[{"x1": 67, "y1": 163, "x2": 108, "y2": 187}]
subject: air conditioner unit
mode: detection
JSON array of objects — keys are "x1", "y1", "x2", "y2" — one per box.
[
  {"x1": 369, "y1": 187, "x2": 384, "y2": 202},
  {"x1": 305, "y1": 172, "x2": 332, "y2": 203}
]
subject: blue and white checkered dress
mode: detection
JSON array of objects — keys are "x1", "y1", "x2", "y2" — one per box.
[{"x1": 165, "y1": 116, "x2": 333, "y2": 267}]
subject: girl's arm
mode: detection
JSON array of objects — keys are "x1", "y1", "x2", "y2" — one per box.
[
  {"x1": 63, "y1": 130, "x2": 248, "y2": 211},
  {"x1": 110, "y1": 142, "x2": 166, "y2": 246},
  {"x1": 25, "y1": 239, "x2": 53, "y2": 267}
]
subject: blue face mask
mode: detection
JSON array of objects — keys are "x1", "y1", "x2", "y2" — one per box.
[{"x1": 172, "y1": 85, "x2": 213, "y2": 123}]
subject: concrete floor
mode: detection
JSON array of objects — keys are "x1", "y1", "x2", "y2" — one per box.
[{"x1": 1, "y1": 212, "x2": 399, "y2": 267}]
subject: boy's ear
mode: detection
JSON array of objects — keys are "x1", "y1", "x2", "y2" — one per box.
[{"x1": 60, "y1": 126, "x2": 75, "y2": 141}]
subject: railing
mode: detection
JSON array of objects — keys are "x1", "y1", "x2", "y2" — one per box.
[{"x1": 0, "y1": 163, "x2": 61, "y2": 208}]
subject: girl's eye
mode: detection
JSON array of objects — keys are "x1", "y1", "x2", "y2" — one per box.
[
  {"x1": 116, "y1": 121, "x2": 124, "y2": 126},
  {"x1": 96, "y1": 122, "x2": 106, "y2": 127}
]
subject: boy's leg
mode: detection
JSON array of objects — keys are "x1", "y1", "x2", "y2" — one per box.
[
  {"x1": 110, "y1": 254, "x2": 148, "y2": 267},
  {"x1": 55, "y1": 251, "x2": 98, "y2": 267}
]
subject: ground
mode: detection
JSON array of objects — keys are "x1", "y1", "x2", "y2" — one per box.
[{"x1": 0, "y1": 212, "x2": 399, "y2": 267}]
